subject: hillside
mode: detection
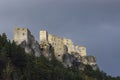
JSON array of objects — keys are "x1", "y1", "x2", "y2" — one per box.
[{"x1": 0, "y1": 33, "x2": 120, "y2": 80}]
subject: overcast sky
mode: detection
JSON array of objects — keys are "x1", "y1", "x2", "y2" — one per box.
[{"x1": 0, "y1": 0, "x2": 120, "y2": 76}]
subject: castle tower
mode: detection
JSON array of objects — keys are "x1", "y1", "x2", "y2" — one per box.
[
  {"x1": 14, "y1": 27, "x2": 30, "y2": 45},
  {"x1": 79, "y1": 46, "x2": 87, "y2": 57},
  {"x1": 40, "y1": 30, "x2": 48, "y2": 43}
]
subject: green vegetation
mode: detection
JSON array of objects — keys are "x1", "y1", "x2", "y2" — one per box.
[{"x1": 0, "y1": 33, "x2": 120, "y2": 80}]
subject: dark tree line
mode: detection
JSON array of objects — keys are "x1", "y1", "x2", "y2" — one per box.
[{"x1": 0, "y1": 33, "x2": 120, "y2": 80}]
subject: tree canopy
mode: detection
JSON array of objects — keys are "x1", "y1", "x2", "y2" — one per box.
[{"x1": 0, "y1": 33, "x2": 119, "y2": 80}]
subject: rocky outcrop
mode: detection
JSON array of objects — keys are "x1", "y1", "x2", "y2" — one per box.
[
  {"x1": 63, "y1": 53, "x2": 74, "y2": 67},
  {"x1": 62, "y1": 52, "x2": 98, "y2": 70},
  {"x1": 40, "y1": 41, "x2": 53, "y2": 60},
  {"x1": 20, "y1": 39, "x2": 41, "y2": 57}
]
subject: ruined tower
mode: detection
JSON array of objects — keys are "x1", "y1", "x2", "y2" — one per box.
[
  {"x1": 14, "y1": 27, "x2": 41, "y2": 57},
  {"x1": 14, "y1": 27, "x2": 30, "y2": 45},
  {"x1": 40, "y1": 30, "x2": 48, "y2": 42}
]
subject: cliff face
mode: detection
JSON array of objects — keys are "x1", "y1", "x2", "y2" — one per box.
[
  {"x1": 20, "y1": 39, "x2": 41, "y2": 57},
  {"x1": 62, "y1": 52, "x2": 98, "y2": 70},
  {"x1": 40, "y1": 41, "x2": 52, "y2": 60}
]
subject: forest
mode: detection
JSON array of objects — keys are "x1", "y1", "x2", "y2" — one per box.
[{"x1": 0, "y1": 33, "x2": 120, "y2": 80}]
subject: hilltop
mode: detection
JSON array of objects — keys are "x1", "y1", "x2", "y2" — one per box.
[
  {"x1": 13, "y1": 27, "x2": 98, "y2": 70},
  {"x1": 0, "y1": 32, "x2": 120, "y2": 80}
]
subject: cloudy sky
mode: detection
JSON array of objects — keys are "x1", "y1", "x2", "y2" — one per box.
[{"x1": 0, "y1": 0, "x2": 120, "y2": 76}]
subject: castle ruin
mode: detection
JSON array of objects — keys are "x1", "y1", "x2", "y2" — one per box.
[{"x1": 14, "y1": 27, "x2": 98, "y2": 70}]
